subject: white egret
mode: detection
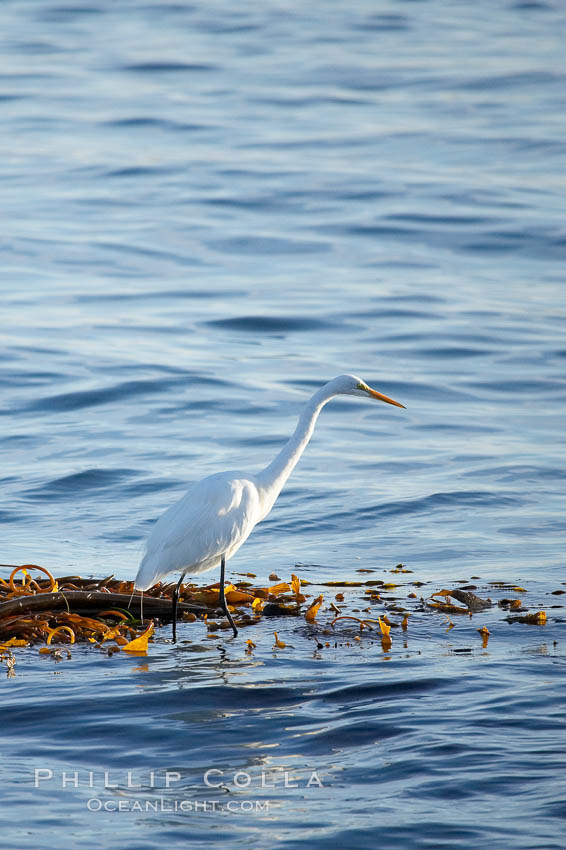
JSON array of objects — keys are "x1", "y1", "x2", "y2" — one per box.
[{"x1": 135, "y1": 374, "x2": 405, "y2": 640}]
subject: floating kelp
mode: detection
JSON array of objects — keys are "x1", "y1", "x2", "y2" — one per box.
[
  {"x1": 0, "y1": 563, "x2": 558, "y2": 664},
  {"x1": 426, "y1": 588, "x2": 493, "y2": 614},
  {"x1": 505, "y1": 611, "x2": 547, "y2": 625}
]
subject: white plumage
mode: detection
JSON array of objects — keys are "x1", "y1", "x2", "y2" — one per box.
[
  {"x1": 134, "y1": 374, "x2": 405, "y2": 637},
  {"x1": 136, "y1": 473, "x2": 262, "y2": 590}
]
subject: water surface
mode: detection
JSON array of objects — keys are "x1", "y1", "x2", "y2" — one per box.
[{"x1": 1, "y1": 1, "x2": 565, "y2": 847}]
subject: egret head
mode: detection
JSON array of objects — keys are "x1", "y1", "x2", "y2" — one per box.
[{"x1": 336, "y1": 374, "x2": 406, "y2": 408}]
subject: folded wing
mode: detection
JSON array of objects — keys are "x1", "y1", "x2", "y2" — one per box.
[{"x1": 135, "y1": 472, "x2": 260, "y2": 590}]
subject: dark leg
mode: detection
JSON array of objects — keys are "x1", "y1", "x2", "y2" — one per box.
[
  {"x1": 172, "y1": 570, "x2": 187, "y2": 643},
  {"x1": 219, "y1": 555, "x2": 238, "y2": 638}
]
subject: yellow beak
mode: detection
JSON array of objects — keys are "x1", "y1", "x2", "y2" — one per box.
[{"x1": 366, "y1": 386, "x2": 406, "y2": 409}]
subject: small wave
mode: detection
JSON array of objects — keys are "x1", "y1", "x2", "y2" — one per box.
[
  {"x1": 416, "y1": 346, "x2": 492, "y2": 359},
  {"x1": 317, "y1": 677, "x2": 440, "y2": 704},
  {"x1": 386, "y1": 212, "x2": 493, "y2": 227},
  {"x1": 270, "y1": 490, "x2": 523, "y2": 535},
  {"x1": 466, "y1": 378, "x2": 566, "y2": 396},
  {"x1": 75, "y1": 288, "x2": 241, "y2": 303},
  {"x1": 0, "y1": 508, "x2": 27, "y2": 523},
  {"x1": 204, "y1": 315, "x2": 337, "y2": 333},
  {"x1": 122, "y1": 61, "x2": 217, "y2": 73},
  {"x1": 26, "y1": 468, "x2": 138, "y2": 500},
  {"x1": 21, "y1": 377, "x2": 191, "y2": 414},
  {"x1": 102, "y1": 117, "x2": 206, "y2": 132},
  {"x1": 353, "y1": 13, "x2": 409, "y2": 32},
  {"x1": 209, "y1": 236, "x2": 329, "y2": 255},
  {"x1": 104, "y1": 165, "x2": 181, "y2": 178},
  {"x1": 458, "y1": 70, "x2": 561, "y2": 91}
]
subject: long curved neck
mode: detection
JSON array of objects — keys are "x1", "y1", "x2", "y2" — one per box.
[{"x1": 256, "y1": 383, "x2": 338, "y2": 513}]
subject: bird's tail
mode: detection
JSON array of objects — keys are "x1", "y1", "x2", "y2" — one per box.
[{"x1": 134, "y1": 552, "x2": 160, "y2": 592}]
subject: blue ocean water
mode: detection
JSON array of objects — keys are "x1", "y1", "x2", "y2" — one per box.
[{"x1": 1, "y1": 1, "x2": 565, "y2": 847}]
